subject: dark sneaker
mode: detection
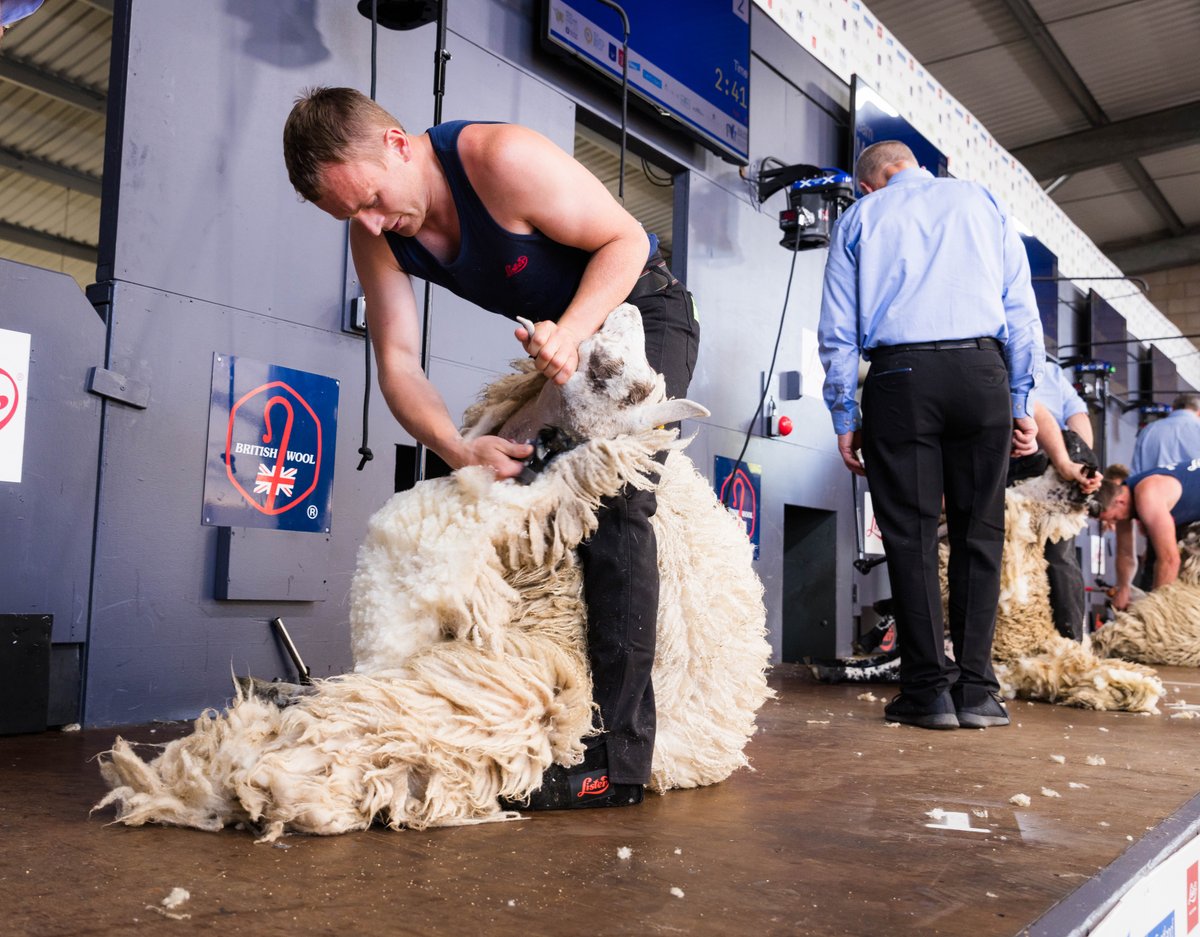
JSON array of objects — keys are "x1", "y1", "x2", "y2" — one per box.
[
  {"x1": 883, "y1": 690, "x2": 959, "y2": 729},
  {"x1": 954, "y1": 691, "x2": 1010, "y2": 729},
  {"x1": 499, "y1": 746, "x2": 644, "y2": 812}
]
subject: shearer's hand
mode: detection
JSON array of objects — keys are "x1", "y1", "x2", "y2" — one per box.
[
  {"x1": 1109, "y1": 584, "x2": 1131, "y2": 611},
  {"x1": 516, "y1": 319, "x2": 581, "y2": 386},
  {"x1": 837, "y1": 430, "x2": 866, "y2": 476},
  {"x1": 463, "y1": 435, "x2": 534, "y2": 480},
  {"x1": 1011, "y1": 416, "x2": 1037, "y2": 457},
  {"x1": 1055, "y1": 461, "x2": 1102, "y2": 495}
]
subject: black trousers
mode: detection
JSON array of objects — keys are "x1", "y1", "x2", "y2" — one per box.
[
  {"x1": 861, "y1": 345, "x2": 1011, "y2": 705},
  {"x1": 1044, "y1": 536, "x2": 1085, "y2": 640},
  {"x1": 576, "y1": 276, "x2": 699, "y2": 784}
]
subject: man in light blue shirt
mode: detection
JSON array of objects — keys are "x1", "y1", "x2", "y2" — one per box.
[
  {"x1": 1131, "y1": 393, "x2": 1200, "y2": 474},
  {"x1": 819, "y1": 140, "x2": 1043, "y2": 731}
]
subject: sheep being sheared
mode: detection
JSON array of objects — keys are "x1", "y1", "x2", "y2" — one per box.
[
  {"x1": 977, "y1": 463, "x2": 1162, "y2": 712},
  {"x1": 96, "y1": 304, "x2": 772, "y2": 841},
  {"x1": 1091, "y1": 524, "x2": 1200, "y2": 667}
]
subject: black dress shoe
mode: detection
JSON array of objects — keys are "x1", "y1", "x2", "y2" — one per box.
[
  {"x1": 953, "y1": 689, "x2": 1010, "y2": 729},
  {"x1": 883, "y1": 690, "x2": 959, "y2": 729},
  {"x1": 499, "y1": 746, "x2": 644, "y2": 812}
]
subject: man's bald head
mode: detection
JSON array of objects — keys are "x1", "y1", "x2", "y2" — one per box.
[{"x1": 855, "y1": 141, "x2": 917, "y2": 193}]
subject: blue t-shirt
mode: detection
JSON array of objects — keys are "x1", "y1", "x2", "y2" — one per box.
[
  {"x1": 384, "y1": 120, "x2": 655, "y2": 323},
  {"x1": 1029, "y1": 365, "x2": 1087, "y2": 429},
  {"x1": 1128, "y1": 461, "x2": 1200, "y2": 526}
]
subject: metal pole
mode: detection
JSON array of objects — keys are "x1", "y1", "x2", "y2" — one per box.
[{"x1": 413, "y1": 0, "x2": 451, "y2": 485}]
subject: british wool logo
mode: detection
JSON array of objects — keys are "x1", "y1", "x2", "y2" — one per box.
[{"x1": 225, "y1": 380, "x2": 322, "y2": 516}]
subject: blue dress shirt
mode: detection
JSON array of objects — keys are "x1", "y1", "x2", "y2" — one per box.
[
  {"x1": 1131, "y1": 409, "x2": 1200, "y2": 474},
  {"x1": 818, "y1": 167, "x2": 1045, "y2": 434},
  {"x1": 1030, "y1": 365, "x2": 1088, "y2": 429}
]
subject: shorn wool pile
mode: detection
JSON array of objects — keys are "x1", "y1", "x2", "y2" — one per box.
[
  {"x1": 1091, "y1": 525, "x2": 1200, "y2": 667},
  {"x1": 983, "y1": 469, "x2": 1162, "y2": 712},
  {"x1": 96, "y1": 305, "x2": 772, "y2": 841}
]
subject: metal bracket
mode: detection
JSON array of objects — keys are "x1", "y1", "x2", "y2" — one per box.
[{"x1": 87, "y1": 366, "x2": 150, "y2": 409}]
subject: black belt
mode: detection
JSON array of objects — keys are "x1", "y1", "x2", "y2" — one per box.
[
  {"x1": 871, "y1": 336, "x2": 1003, "y2": 356},
  {"x1": 625, "y1": 253, "x2": 679, "y2": 302}
]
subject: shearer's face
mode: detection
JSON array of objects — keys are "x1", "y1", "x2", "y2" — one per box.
[
  {"x1": 314, "y1": 130, "x2": 422, "y2": 238},
  {"x1": 1098, "y1": 488, "x2": 1131, "y2": 530}
]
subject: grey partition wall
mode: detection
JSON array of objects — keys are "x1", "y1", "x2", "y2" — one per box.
[
  {"x1": 0, "y1": 261, "x2": 105, "y2": 726},
  {"x1": 52, "y1": 0, "x2": 875, "y2": 725}
]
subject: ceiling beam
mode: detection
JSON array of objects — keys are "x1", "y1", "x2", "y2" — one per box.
[
  {"x1": 1105, "y1": 226, "x2": 1200, "y2": 276},
  {"x1": 1011, "y1": 101, "x2": 1200, "y2": 179},
  {"x1": 0, "y1": 220, "x2": 97, "y2": 262},
  {"x1": 997, "y1": 0, "x2": 1183, "y2": 234},
  {"x1": 0, "y1": 145, "x2": 102, "y2": 198},
  {"x1": 998, "y1": 0, "x2": 1105, "y2": 123},
  {"x1": 0, "y1": 56, "x2": 106, "y2": 114}
]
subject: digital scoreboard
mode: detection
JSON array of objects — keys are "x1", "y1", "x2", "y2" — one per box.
[{"x1": 544, "y1": 0, "x2": 751, "y2": 164}]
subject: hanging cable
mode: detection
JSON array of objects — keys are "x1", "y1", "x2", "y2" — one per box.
[
  {"x1": 722, "y1": 246, "x2": 801, "y2": 507},
  {"x1": 355, "y1": 0, "x2": 381, "y2": 472},
  {"x1": 595, "y1": 0, "x2": 630, "y2": 202}
]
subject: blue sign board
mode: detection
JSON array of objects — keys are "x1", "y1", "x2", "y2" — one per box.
[
  {"x1": 544, "y1": 0, "x2": 750, "y2": 163},
  {"x1": 715, "y1": 455, "x2": 761, "y2": 560},
  {"x1": 203, "y1": 354, "x2": 339, "y2": 533}
]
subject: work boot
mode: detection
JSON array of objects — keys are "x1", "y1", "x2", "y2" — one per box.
[
  {"x1": 883, "y1": 689, "x2": 959, "y2": 730},
  {"x1": 499, "y1": 745, "x2": 644, "y2": 811},
  {"x1": 952, "y1": 687, "x2": 1010, "y2": 729}
]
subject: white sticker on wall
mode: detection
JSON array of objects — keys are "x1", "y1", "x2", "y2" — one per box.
[
  {"x1": 798, "y1": 327, "x2": 825, "y2": 400},
  {"x1": 863, "y1": 491, "x2": 885, "y2": 556},
  {"x1": 0, "y1": 328, "x2": 31, "y2": 483}
]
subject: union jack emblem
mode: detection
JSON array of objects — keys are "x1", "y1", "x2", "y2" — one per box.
[{"x1": 254, "y1": 462, "x2": 297, "y2": 502}]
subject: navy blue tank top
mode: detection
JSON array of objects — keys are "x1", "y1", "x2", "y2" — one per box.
[
  {"x1": 1128, "y1": 461, "x2": 1200, "y2": 525},
  {"x1": 384, "y1": 120, "x2": 656, "y2": 323}
]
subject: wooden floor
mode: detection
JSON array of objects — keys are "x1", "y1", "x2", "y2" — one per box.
[{"x1": 2, "y1": 664, "x2": 1199, "y2": 936}]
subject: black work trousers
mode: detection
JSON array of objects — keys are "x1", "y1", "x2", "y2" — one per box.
[
  {"x1": 861, "y1": 344, "x2": 1011, "y2": 705},
  {"x1": 1044, "y1": 536, "x2": 1085, "y2": 640},
  {"x1": 576, "y1": 276, "x2": 699, "y2": 784}
]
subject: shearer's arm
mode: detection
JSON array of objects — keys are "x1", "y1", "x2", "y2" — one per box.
[
  {"x1": 1138, "y1": 493, "x2": 1182, "y2": 590},
  {"x1": 1112, "y1": 517, "x2": 1137, "y2": 610},
  {"x1": 349, "y1": 221, "x2": 532, "y2": 477},
  {"x1": 463, "y1": 123, "x2": 651, "y2": 385},
  {"x1": 1034, "y1": 403, "x2": 1100, "y2": 494}
]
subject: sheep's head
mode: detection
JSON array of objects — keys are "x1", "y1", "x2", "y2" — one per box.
[
  {"x1": 1007, "y1": 428, "x2": 1100, "y2": 509},
  {"x1": 495, "y1": 303, "x2": 708, "y2": 443}
]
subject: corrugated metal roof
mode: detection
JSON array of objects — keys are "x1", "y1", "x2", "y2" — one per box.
[
  {"x1": 859, "y1": 0, "x2": 1025, "y2": 63},
  {"x1": 1047, "y1": 0, "x2": 1200, "y2": 121},
  {"x1": 1057, "y1": 189, "x2": 1169, "y2": 246},
  {"x1": 0, "y1": 0, "x2": 109, "y2": 289},
  {"x1": 919, "y1": 38, "x2": 1093, "y2": 147},
  {"x1": 1141, "y1": 144, "x2": 1200, "y2": 179},
  {"x1": 1050, "y1": 163, "x2": 1138, "y2": 203}
]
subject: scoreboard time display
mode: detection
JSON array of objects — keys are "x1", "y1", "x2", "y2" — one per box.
[{"x1": 544, "y1": 0, "x2": 751, "y2": 165}]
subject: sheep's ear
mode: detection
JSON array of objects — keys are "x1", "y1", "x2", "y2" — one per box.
[{"x1": 639, "y1": 398, "x2": 710, "y2": 427}]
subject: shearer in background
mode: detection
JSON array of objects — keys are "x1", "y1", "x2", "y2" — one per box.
[{"x1": 1028, "y1": 365, "x2": 1101, "y2": 640}]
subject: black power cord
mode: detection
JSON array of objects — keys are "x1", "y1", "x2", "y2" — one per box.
[
  {"x1": 355, "y1": 0, "x2": 381, "y2": 473},
  {"x1": 722, "y1": 246, "x2": 801, "y2": 507},
  {"x1": 594, "y1": 1, "x2": 630, "y2": 203}
]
